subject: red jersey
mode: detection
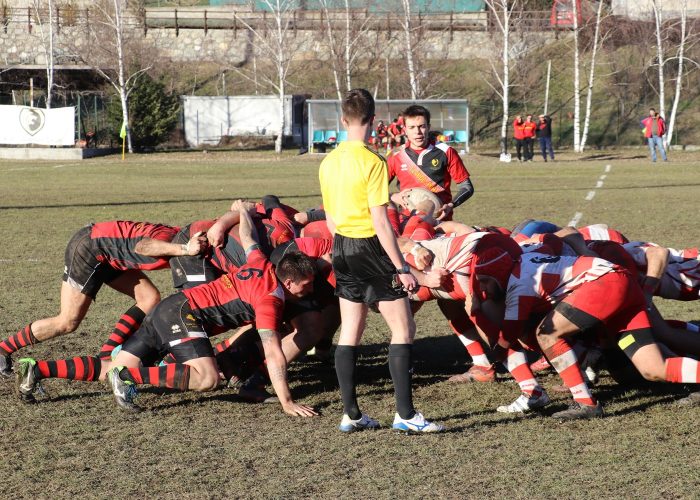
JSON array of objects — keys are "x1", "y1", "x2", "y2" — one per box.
[
  {"x1": 90, "y1": 221, "x2": 179, "y2": 271},
  {"x1": 522, "y1": 120, "x2": 537, "y2": 139},
  {"x1": 183, "y1": 249, "x2": 283, "y2": 332},
  {"x1": 387, "y1": 141, "x2": 470, "y2": 205}
]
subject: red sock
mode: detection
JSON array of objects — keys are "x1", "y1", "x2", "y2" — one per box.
[
  {"x1": 36, "y1": 356, "x2": 101, "y2": 381},
  {"x1": 505, "y1": 348, "x2": 542, "y2": 397},
  {"x1": 98, "y1": 305, "x2": 146, "y2": 359},
  {"x1": 0, "y1": 324, "x2": 37, "y2": 356},
  {"x1": 665, "y1": 357, "x2": 700, "y2": 383},
  {"x1": 120, "y1": 364, "x2": 191, "y2": 391},
  {"x1": 544, "y1": 338, "x2": 596, "y2": 406}
]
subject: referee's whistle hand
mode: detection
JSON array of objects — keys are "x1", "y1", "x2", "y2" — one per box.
[{"x1": 399, "y1": 273, "x2": 418, "y2": 292}]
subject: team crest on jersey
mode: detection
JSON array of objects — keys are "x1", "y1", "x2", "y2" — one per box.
[
  {"x1": 431, "y1": 158, "x2": 440, "y2": 169},
  {"x1": 186, "y1": 314, "x2": 196, "y2": 322},
  {"x1": 171, "y1": 324, "x2": 181, "y2": 334}
]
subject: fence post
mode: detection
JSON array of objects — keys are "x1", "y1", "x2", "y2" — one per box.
[
  {"x1": 174, "y1": 8, "x2": 179, "y2": 37},
  {"x1": 204, "y1": 9, "x2": 208, "y2": 36},
  {"x1": 27, "y1": 6, "x2": 32, "y2": 33},
  {"x1": 56, "y1": 6, "x2": 60, "y2": 35}
]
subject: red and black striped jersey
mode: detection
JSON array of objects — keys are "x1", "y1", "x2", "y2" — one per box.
[
  {"x1": 182, "y1": 249, "x2": 283, "y2": 332},
  {"x1": 90, "y1": 221, "x2": 179, "y2": 271}
]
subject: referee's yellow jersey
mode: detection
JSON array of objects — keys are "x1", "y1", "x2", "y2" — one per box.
[{"x1": 319, "y1": 140, "x2": 389, "y2": 238}]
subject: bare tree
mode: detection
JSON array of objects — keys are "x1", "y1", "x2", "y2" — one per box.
[
  {"x1": 650, "y1": 0, "x2": 667, "y2": 119},
  {"x1": 483, "y1": 0, "x2": 519, "y2": 157},
  {"x1": 579, "y1": 0, "x2": 608, "y2": 152},
  {"x1": 31, "y1": 0, "x2": 56, "y2": 108},
  {"x1": 71, "y1": 0, "x2": 150, "y2": 153},
  {"x1": 318, "y1": 0, "x2": 344, "y2": 100},
  {"x1": 232, "y1": 1, "x2": 298, "y2": 153},
  {"x1": 400, "y1": 0, "x2": 420, "y2": 99}
]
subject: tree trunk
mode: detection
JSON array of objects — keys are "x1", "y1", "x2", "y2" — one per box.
[
  {"x1": 666, "y1": 0, "x2": 687, "y2": 148},
  {"x1": 276, "y1": 75, "x2": 284, "y2": 154},
  {"x1": 580, "y1": 0, "x2": 604, "y2": 152},
  {"x1": 652, "y1": 0, "x2": 666, "y2": 119},
  {"x1": 46, "y1": 0, "x2": 54, "y2": 109},
  {"x1": 401, "y1": 0, "x2": 419, "y2": 99},
  {"x1": 344, "y1": 0, "x2": 351, "y2": 91},
  {"x1": 114, "y1": 0, "x2": 133, "y2": 153},
  {"x1": 500, "y1": 16, "x2": 510, "y2": 155},
  {"x1": 320, "y1": 0, "x2": 342, "y2": 100},
  {"x1": 572, "y1": 0, "x2": 581, "y2": 153}
]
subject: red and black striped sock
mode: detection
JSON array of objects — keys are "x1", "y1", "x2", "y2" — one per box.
[
  {"x1": 98, "y1": 305, "x2": 146, "y2": 359},
  {"x1": 119, "y1": 364, "x2": 191, "y2": 391},
  {"x1": 35, "y1": 356, "x2": 101, "y2": 382},
  {"x1": 0, "y1": 324, "x2": 37, "y2": 356}
]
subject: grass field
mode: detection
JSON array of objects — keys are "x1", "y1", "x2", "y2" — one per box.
[{"x1": 1, "y1": 149, "x2": 699, "y2": 498}]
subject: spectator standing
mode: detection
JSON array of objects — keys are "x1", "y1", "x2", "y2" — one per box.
[
  {"x1": 537, "y1": 114, "x2": 555, "y2": 162},
  {"x1": 512, "y1": 115, "x2": 526, "y2": 162},
  {"x1": 641, "y1": 108, "x2": 668, "y2": 163},
  {"x1": 522, "y1": 114, "x2": 537, "y2": 162}
]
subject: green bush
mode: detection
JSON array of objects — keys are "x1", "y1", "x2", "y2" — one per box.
[{"x1": 108, "y1": 73, "x2": 180, "y2": 151}]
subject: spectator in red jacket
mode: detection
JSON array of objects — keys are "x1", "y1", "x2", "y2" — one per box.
[
  {"x1": 640, "y1": 108, "x2": 668, "y2": 163},
  {"x1": 512, "y1": 115, "x2": 527, "y2": 162},
  {"x1": 522, "y1": 114, "x2": 537, "y2": 162}
]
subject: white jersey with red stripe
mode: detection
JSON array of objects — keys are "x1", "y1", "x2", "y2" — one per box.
[
  {"x1": 578, "y1": 224, "x2": 628, "y2": 244},
  {"x1": 409, "y1": 232, "x2": 489, "y2": 301},
  {"x1": 623, "y1": 241, "x2": 700, "y2": 299},
  {"x1": 504, "y1": 254, "x2": 619, "y2": 321}
]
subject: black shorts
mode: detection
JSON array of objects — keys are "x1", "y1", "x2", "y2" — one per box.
[
  {"x1": 169, "y1": 225, "x2": 223, "y2": 290},
  {"x1": 332, "y1": 234, "x2": 406, "y2": 304},
  {"x1": 62, "y1": 225, "x2": 121, "y2": 299},
  {"x1": 121, "y1": 293, "x2": 215, "y2": 363}
]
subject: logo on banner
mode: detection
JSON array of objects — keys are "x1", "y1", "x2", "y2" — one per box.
[{"x1": 19, "y1": 108, "x2": 45, "y2": 136}]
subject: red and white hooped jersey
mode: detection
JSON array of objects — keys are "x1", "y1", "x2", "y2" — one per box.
[
  {"x1": 578, "y1": 224, "x2": 628, "y2": 244},
  {"x1": 504, "y1": 254, "x2": 619, "y2": 321},
  {"x1": 623, "y1": 241, "x2": 700, "y2": 300}
]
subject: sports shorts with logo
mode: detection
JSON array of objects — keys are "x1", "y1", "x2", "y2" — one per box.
[
  {"x1": 332, "y1": 234, "x2": 406, "y2": 304},
  {"x1": 63, "y1": 224, "x2": 121, "y2": 299},
  {"x1": 122, "y1": 293, "x2": 214, "y2": 363}
]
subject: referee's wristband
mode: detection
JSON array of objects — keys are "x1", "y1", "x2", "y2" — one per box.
[{"x1": 396, "y1": 264, "x2": 411, "y2": 275}]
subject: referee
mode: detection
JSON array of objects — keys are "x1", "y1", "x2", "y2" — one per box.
[{"x1": 319, "y1": 89, "x2": 443, "y2": 433}]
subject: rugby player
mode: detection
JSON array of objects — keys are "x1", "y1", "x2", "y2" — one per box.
[{"x1": 0, "y1": 221, "x2": 207, "y2": 376}]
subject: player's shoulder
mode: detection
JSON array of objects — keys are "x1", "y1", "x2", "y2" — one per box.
[{"x1": 358, "y1": 144, "x2": 387, "y2": 164}]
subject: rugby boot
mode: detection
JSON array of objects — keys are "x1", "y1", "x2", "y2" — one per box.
[
  {"x1": 106, "y1": 366, "x2": 142, "y2": 413},
  {"x1": 16, "y1": 358, "x2": 43, "y2": 403},
  {"x1": 392, "y1": 411, "x2": 444, "y2": 433},
  {"x1": 552, "y1": 401, "x2": 604, "y2": 420},
  {"x1": 676, "y1": 391, "x2": 700, "y2": 407},
  {"x1": 0, "y1": 353, "x2": 13, "y2": 378},
  {"x1": 529, "y1": 355, "x2": 551, "y2": 373},
  {"x1": 448, "y1": 364, "x2": 496, "y2": 383},
  {"x1": 237, "y1": 371, "x2": 279, "y2": 404},
  {"x1": 497, "y1": 391, "x2": 550, "y2": 413},
  {"x1": 338, "y1": 413, "x2": 380, "y2": 433}
]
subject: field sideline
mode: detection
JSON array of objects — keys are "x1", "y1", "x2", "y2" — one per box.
[{"x1": 1, "y1": 150, "x2": 699, "y2": 498}]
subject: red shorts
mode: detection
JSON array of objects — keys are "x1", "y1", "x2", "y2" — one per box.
[{"x1": 557, "y1": 271, "x2": 650, "y2": 336}]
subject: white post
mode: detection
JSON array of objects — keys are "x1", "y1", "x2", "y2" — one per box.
[{"x1": 544, "y1": 59, "x2": 551, "y2": 115}]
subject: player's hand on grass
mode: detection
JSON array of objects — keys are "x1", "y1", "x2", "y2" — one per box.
[
  {"x1": 282, "y1": 402, "x2": 318, "y2": 417},
  {"x1": 186, "y1": 231, "x2": 209, "y2": 255}
]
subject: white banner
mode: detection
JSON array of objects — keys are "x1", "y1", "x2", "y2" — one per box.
[{"x1": 0, "y1": 105, "x2": 75, "y2": 146}]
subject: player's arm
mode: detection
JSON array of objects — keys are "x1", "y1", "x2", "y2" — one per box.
[
  {"x1": 642, "y1": 245, "x2": 670, "y2": 304},
  {"x1": 134, "y1": 232, "x2": 208, "y2": 257},
  {"x1": 206, "y1": 211, "x2": 240, "y2": 248},
  {"x1": 231, "y1": 200, "x2": 259, "y2": 251},
  {"x1": 435, "y1": 220, "x2": 475, "y2": 236},
  {"x1": 437, "y1": 150, "x2": 473, "y2": 220},
  {"x1": 258, "y1": 329, "x2": 317, "y2": 417},
  {"x1": 553, "y1": 227, "x2": 597, "y2": 256},
  {"x1": 397, "y1": 236, "x2": 433, "y2": 270},
  {"x1": 370, "y1": 204, "x2": 417, "y2": 291}
]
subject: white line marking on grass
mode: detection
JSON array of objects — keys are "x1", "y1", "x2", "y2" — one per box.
[
  {"x1": 569, "y1": 164, "x2": 611, "y2": 226},
  {"x1": 0, "y1": 259, "x2": 40, "y2": 263},
  {"x1": 569, "y1": 212, "x2": 583, "y2": 227}
]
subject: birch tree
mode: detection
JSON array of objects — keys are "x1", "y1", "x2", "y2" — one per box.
[
  {"x1": 665, "y1": 0, "x2": 695, "y2": 148},
  {"x1": 483, "y1": 0, "x2": 518, "y2": 157},
  {"x1": 232, "y1": 1, "x2": 298, "y2": 153},
  {"x1": 571, "y1": 0, "x2": 582, "y2": 152},
  {"x1": 579, "y1": 0, "x2": 607, "y2": 152},
  {"x1": 651, "y1": 0, "x2": 666, "y2": 119},
  {"x1": 400, "y1": 0, "x2": 420, "y2": 99},
  {"x1": 31, "y1": 0, "x2": 56, "y2": 108},
  {"x1": 73, "y1": 0, "x2": 150, "y2": 153}
]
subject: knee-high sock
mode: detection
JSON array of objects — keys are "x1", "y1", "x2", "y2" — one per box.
[
  {"x1": 98, "y1": 305, "x2": 146, "y2": 359},
  {"x1": 335, "y1": 345, "x2": 360, "y2": 419},
  {"x1": 119, "y1": 364, "x2": 191, "y2": 391},
  {"x1": 544, "y1": 338, "x2": 596, "y2": 406},
  {"x1": 388, "y1": 343, "x2": 416, "y2": 420},
  {"x1": 35, "y1": 356, "x2": 101, "y2": 382},
  {"x1": 665, "y1": 358, "x2": 700, "y2": 383},
  {"x1": 0, "y1": 324, "x2": 37, "y2": 356},
  {"x1": 504, "y1": 348, "x2": 542, "y2": 397},
  {"x1": 453, "y1": 332, "x2": 491, "y2": 367}
]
